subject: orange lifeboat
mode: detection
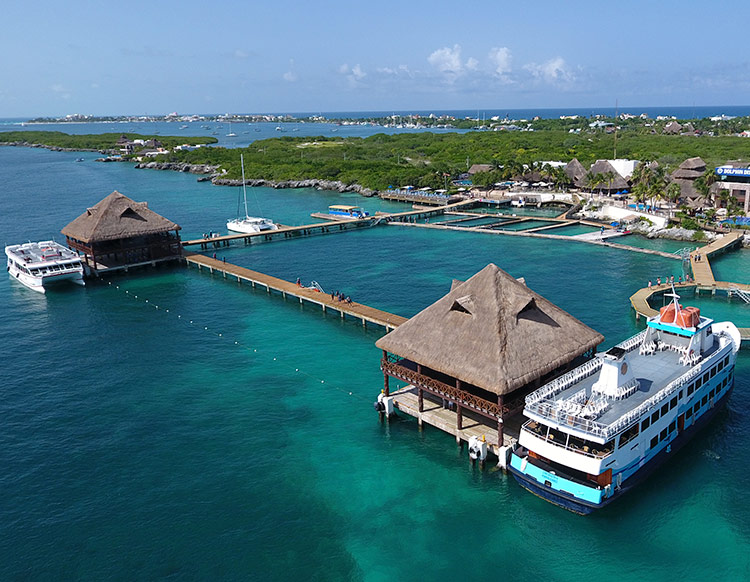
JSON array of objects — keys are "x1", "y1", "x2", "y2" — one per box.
[
  {"x1": 659, "y1": 303, "x2": 680, "y2": 323},
  {"x1": 675, "y1": 306, "x2": 700, "y2": 328}
]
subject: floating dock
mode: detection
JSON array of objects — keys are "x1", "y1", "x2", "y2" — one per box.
[{"x1": 183, "y1": 253, "x2": 407, "y2": 331}]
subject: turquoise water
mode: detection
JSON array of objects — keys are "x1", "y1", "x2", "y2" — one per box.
[
  {"x1": 546, "y1": 223, "x2": 600, "y2": 236},
  {"x1": 2, "y1": 146, "x2": 750, "y2": 580},
  {"x1": 498, "y1": 219, "x2": 556, "y2": 231}
]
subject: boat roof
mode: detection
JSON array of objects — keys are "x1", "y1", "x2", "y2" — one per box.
[
  {"x1": 5, "y1": 240, "x2": 81, "y2": 264},
  {"x1": 329, "y1": 205, "x2": 363, "y2": 211},
  {"x1": 524, "y1": 328, "x2": 726, "y2": 443},
  {"x1": 647, "y1": 314, "x2": 714, "y2": 337}
]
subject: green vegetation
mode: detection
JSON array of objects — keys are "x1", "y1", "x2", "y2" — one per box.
[
  {"x1": 0, "y1": 131, "x2": 217, "y2": 151},
  {"x1": 157, "y1": 130, "x2": 750, "y2": 191}
]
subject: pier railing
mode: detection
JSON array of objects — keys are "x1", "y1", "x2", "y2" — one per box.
[{"x1": 381, "y1": 358, "x2": 506, "y2": 420}]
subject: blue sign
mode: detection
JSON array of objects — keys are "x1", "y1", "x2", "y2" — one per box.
[{"x1": 715, "y1": 167, "x2": 750, "y2": 177}]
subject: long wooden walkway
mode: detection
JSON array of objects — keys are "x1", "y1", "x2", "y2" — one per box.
[
  {"x1": 184, "y1": 252, "x2": 407, "y2": 331},
  {"x1": 182, "y1": 199, "x2": 475, "y2": 249},
  {"x1": 689, "y1": 231, "x2": 744, "y2": 287}
]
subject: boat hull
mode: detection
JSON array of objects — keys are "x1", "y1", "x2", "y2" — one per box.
[{"x1": 509, "y1": 384, "x2": 733, "y2": 514}]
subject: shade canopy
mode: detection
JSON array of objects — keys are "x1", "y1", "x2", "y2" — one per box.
[{"x1": 376, "y1": 264, "x2": 604, "y2": 395}]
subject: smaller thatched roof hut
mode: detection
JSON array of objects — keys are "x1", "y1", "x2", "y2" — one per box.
[
  {"x1": 62, "y1": 191, "x2": 182, "y2": 273},
  {"x1": 62, "y1": 191, "x2": 180, "y2": 243}
]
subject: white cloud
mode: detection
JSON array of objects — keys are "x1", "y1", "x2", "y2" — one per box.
[
  {"x1": 339, "y1": 63, "x2": 367, "y2": 87},
  {"x1": 283, "y1": 71, "x2": 297, "y2": 82},
  {"x1": 376, "y1": 65, "x2": 412, "y2": 77},
  {"x1": 428, "y1": 44, "x2": 463, "y2": 74},
  {"x1": 489, "y1": 47, "x2": 512, "y2": 76},
  {"x1": 524, "y1": 57, "x2": 575, "y2": 84},
  {"x1": 234, "y1": 49, "x2": 249, "y2": 59},
  {"x1": 466, "y1": 57, "x2": 479, "y2": 71}
]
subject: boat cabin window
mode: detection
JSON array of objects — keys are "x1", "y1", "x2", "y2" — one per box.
[
  {"x1": 701, "y1": 395, "x2": 708, "y2": 406},
  {"x1": 702, "y1": 372, "x2": 710, "y2": 384},
  {"x1": 688, "y1": 383, "x2": 695, "y2": 396},
  {"x1": 660, "y1": 428, "x2": 668, "y2": 441},
  {"x1": 660, "y1": 403, "x2": 669, "y2": 416},
  {"x1": 696, "y1": 377, "x2": 703, "y2": 389},
  {"x1": 525, "y1": 420, "x2": 547, "y2": 438},
  {"x1": 669, "y1": 421, "x2": 676, "y2": 433},
  {"x1": 686, "y1": 407, "x2": 693, "y2": 419},
  {"x1": 650, "y1": 436, "x2": 659, "y2": 449},
  {"x1": 670, "y1": 396, "x2": 678, "y2": 410},
  {"x1": 651, "y1": 410, "x2": 659, "y2": 424},
  {"x1": 618, "y1": 424, "x2": 639, "y2": 448},
  {"x1": 641, "y1": 417, "x2": 651, "y2": 431}
]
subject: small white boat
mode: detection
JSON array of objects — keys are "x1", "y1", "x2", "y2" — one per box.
[
  {"x1": 5, "y1": 240, "x2": 85, "y2": 293},
  {"x1": 226, "y1": 154, "x2": 278, "y2": 234}
]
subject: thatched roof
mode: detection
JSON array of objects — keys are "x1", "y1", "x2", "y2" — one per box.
[
  {"x1": 565, "y1": 158, "x2": 587, "y2": 187},
  {"x1": 468, "y1": 164, "x2": 494, "y2": 175},
  {"x1": 376, "y1": 264, "x2": 604, "y2": 395},
  {"x1": 672, "y1": 168, "x2": 704, "y2": 179},
  {"x1": 679, "y1": 157, "x2": 706, "y2": 171},
  {"x1": 62, "y1": 191, "x2": 180, "y2": 243},
  {"x1": 587, "y1": 160, "x2": 630, "y2": 190}
]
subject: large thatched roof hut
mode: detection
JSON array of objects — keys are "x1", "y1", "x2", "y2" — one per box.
[
  {"x1": 62, "y1": 191, "x2": 182, "y2": 274},
  {"x1": 376, "y1": 264, "x2": 603, "y2": 445},
  {"x1": 671, "y1": 157, "x2": 707, "y2": 202}
]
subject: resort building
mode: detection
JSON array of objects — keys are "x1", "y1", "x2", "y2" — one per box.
[
  {"x1": 715, "y1": 164, "x2": 750, "y2": 214},
  {"x1": 376, "y1": 264, "x2": 603, "y2": 450},
  {"x1": 61, "y1": 191, "x2": 182, "y2": 276},
  {"x1": 671, "y1": 157, "x2": 707, "y2": 210}
]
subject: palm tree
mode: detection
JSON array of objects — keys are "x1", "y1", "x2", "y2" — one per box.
[
  {"x1": 694, "y1": 171, "x2": 717, "y2": 209},
  {"x1": 664, "y1": 182, "x2": 681, "y2": 221}
]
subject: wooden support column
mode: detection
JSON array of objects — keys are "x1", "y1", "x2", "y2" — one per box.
[
  {"x1": 457, "y1": 404, "x2": 463, "y2": 430},
  {"x1": 497, "y1": 394, "x2": 504, "y2": 447},
  {"x1": 418, "y1": 387, "x2": 424, "y2": 412},
  {"x1": 382, "y1": 350, "x2": 390, "y2": 396}
]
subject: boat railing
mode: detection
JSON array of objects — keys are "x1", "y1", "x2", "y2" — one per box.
[{"x1": 524, "y1": 330, "x2": 646, "y2": 408}]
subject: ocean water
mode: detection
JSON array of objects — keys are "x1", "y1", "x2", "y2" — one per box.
[{"x1": 1, "y1": 145, "x2": 750, "y2": 580}]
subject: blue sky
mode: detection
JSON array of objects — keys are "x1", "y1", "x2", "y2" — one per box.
[{"x1": 2, "y1": 0, "x2": 749, "y2": 116}]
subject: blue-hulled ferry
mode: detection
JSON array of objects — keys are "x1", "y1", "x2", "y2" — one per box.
[{"x1": 509, "y1": 291, "x2": 741, "y2": 514}]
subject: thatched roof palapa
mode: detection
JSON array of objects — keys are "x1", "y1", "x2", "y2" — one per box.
[
  {"x1": 62, "y1": 191, "x2": 180, "y2": 243},
  {"x1": 564, "y1": 158, "x2": 587, "y2": 188},
  {"x1": 587, "y1": 160, "x2": 629, "y2": 190},
  {"x1": 376, "y1": 264, "x2": 604, "y2": 395}
]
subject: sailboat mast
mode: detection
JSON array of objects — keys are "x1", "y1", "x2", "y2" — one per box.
[{"x1": 241, "y1": 154, "x2": 249, "y2": 218}]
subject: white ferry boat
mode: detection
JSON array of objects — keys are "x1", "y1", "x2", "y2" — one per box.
[
  {"x1": 227, "y1": 154, "x2": 278, "y2": 234},
  {"x1": 5, "y1": 241, "x2": 85, "y2": 293},
  {"x1": 509, "y1": 291, "x2": 740, "y2": 514}
]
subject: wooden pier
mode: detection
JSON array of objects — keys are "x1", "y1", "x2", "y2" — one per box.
[
  {"x1": 182, "y1": 199, "x2": 474, "y2": 250},
  {"x1": 183, "y1": 252, "x2": 407, "y2": 331},
  {"x1": 628, "y1": 231, "x2": 750, "y2": 342}
]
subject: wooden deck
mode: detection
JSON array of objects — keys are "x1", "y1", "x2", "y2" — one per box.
[
  {"x1": 390, "y1": 385, "x2": 523, "y2": 457},
  {"x1": 184, "y1": 252, "x2": 407, "y2": 331}
]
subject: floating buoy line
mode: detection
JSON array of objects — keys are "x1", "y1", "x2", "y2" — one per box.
[{"x1": 107, "y1": 281, "x2": 375, "y2": 403}]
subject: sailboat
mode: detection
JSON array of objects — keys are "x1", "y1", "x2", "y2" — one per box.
[
  {"x1": 226, "y1": 154, "x2": 278, "y2": 234},
  {"x1": 226, "y1": 122, "x2": 236, "y2": 137}
]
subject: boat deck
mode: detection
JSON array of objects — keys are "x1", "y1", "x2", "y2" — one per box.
[
  {"x1": 549, "y1": 341, "x2": 720, "y2": 427},
  {"x1": 6, "y1": 241, "x2": 81, "y2": 265}
]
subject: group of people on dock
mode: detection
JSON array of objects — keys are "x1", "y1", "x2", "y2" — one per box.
[
  {"x1": 648, "y1": 274, "x2": 691, "y2": 288},
  {"x1": 331, "y1": 290, "x2": 352, "y2": 304}
]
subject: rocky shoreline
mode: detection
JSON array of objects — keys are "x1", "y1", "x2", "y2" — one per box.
[
  {"x1": 133, "y1": 161, "x2": 376, "y2": 195},
  {"x1": 0, "y1": 141, "x2": 103, "y2": 153}
]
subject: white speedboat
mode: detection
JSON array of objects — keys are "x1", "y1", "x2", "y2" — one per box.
[
  {"x1": 226, "y1": 154, "x2": 278, "y2": 234},
  {"x1": 5, "y1": 240, "x2": 85, "y2": 293}
]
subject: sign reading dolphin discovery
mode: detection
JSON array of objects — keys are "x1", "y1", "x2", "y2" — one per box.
[{"x1": 716, "y1": 167, "x2": 750, "y2": 177}]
